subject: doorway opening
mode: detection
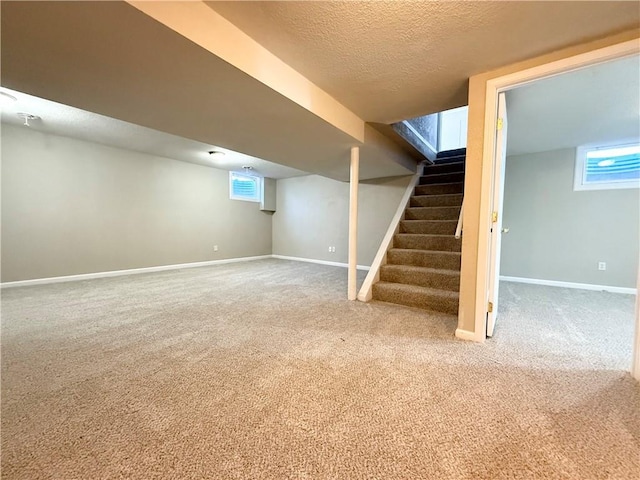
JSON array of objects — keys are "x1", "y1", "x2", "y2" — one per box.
[{"x1": 480, "y1": 41, "x2": 640, "y2": 378}]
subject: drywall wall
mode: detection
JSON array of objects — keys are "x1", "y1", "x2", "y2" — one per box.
[
  {"x1": 1, "y1": 124, "x2": 272, "y2": 282},
  {"x1": 460, "y1": 29, "x2": 639, "y2": 336},
  {"x1": 501, "y1": 149, "x2": 639, "y2": 287},
  {"x1": 273, "y1": 174, "x2": 412, "y2": 266},
  {"x1": 439, "y1": 106, "x2": 468, "y2": 151}
]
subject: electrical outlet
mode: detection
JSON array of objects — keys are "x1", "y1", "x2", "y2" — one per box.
[
  {"x1": 328, "y1": 246, "x2": 336, "y2": 253},
  {"x1": 213, "y1": 245, "x2": 218, "y2": 252},
  {"x1": 598, "y1": 262, "x2": 606, "y2": 271}
]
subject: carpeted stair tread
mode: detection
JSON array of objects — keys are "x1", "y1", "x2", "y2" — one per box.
[
  {"x1": 437, "y1": 148, "x2": 466, "y2": 159},
  {"x1": 387, "y1": 248, "x2": 461, "y2": 270},
  {"x1": 422, "y1": 162, "x2": 465, "y2": 175},
  {"x1": 372, "y1": 147, "x2": 465, "y2": 312},
  {"x1": 380, "y1": 264, "x2": 460, "y2": 291},
  {"x1": 405, "y1": 206, "x2": 460, "y2": 220},
  {"x1": 372, "y1": 281, "x2": 459, "y2": 315},
  {"x1": 419, "y1": 171, "x2": 464, "y2": 185},
  {"x1": 410, "y1": 193, "x2": 463, "y2": 207},
  {"x1": 414, "y1": 182, "x2": 464, "y2": 196},
  {"x1": 433, "y1": 154, "x2": 466, "y2": 165},
  {"x1": 394, "y1": 233, "x2": 461, "y2": 252},
  {"x1": 399, "y1": 220, "x2": 457, "y2": 235}
]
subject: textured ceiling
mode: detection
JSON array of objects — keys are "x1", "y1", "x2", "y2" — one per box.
[
  {"x1": 208, "y1": 1, "x2": 640, "y2": 123},
  {"x1": 0, "y1": 87, "x2": 307, "y2": 179},
  {"x1": 507, "y1": 55, "x2": 640, "y2": 156},
  {"x1": 0, "y1": 1, "x2": 414, "y2": 181}
]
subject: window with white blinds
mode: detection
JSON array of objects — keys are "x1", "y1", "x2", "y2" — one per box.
[
  {"x1": 574, "y1": 142, "x2": 640, "y2": 191},
  {"x1": 229, "y1": 172, "x2": 260, "y2": 202}
]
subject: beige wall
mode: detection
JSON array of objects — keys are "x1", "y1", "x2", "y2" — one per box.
[
  {"x1": 501, "y1": 149, "x2": 639, "y2": 288},
  {"x1": 273, "y1": 174, "x2": 411, "y2": 266},
  {"x1": 1, "y1": 125, "x2": 272, "y2": 282},
  {"x1": 460, "y1": 29, "x2": 640, "y2": 335}
]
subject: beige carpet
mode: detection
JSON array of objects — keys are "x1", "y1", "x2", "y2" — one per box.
[{"x1": 1, "y1": 259, "x2": 638, "y2": 479}]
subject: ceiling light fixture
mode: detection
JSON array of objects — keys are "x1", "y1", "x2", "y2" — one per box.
[
  {"x1": 17, "y1": 112, "x2": 39, "y2": 127},
  {"x1": 208, "y1": 150, "x2": 226, "y2": 159},
  {"x1": 0, "y1": 91, "x2": 17, "y2": 105}
]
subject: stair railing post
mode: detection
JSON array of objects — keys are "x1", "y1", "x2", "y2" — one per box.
[{"x1": 348, "y1": 146, "x2": 360, "y2": 300}]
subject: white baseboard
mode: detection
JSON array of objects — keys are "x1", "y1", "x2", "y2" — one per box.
[
  {"x1": 455, "y1": 328, "x2": 477, "y2": 342},
  {"x1": 0, "y1": 255, "x2": 273, "y2": 289},
  {"x1": 271, "y1": 255, "x2": 370, "y2": 271},
  {"x1": 500, "y1": 275, "x2": 636, "y2": 295}
]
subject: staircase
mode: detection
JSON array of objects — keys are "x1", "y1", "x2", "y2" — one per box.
[{"x1": 372, "y1": 148, "x2": 465, "y2": 315}]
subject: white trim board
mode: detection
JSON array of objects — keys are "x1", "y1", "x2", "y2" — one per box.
[
  {"x1": 0, "y1": 255, "x2": 273, "y2": 289},
  {"x1": 455, "y1": 328, "x2": 476, "y2": 342},
  {"x1": 272, "y1": 255, "x2": 370, "y2": 271},
  {"x1": 500, "y1": 276, "x2": 637, "y2": 295}
]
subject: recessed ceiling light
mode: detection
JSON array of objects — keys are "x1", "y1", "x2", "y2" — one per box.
[
  {"x1": 208, "y1": 150, "x2": 225, "y2": 159},
  {"x1": 0, "y1": 91, "x2": 17, "y2": 105},
  {"x1": 597, "y1": 159, "x2": 615, "y2": 167}
]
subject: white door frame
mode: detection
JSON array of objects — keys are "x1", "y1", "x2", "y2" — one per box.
[{"x1": 476, "y1": 38, "x2": 640, "y2": 379}]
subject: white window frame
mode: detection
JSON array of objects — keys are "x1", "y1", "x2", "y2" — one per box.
[
  {"x1": 229, "y1": 171, "x2": 261, "y2": 202},
  {"x1": 574, "y1": 140, "x2": 640, "y2": 191}
]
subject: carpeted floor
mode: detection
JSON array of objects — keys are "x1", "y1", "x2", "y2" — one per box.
[{"x1": 1, "y1": 259, "x2": 638, "y2": 479}]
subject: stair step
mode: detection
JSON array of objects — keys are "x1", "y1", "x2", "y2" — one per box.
[
  {"x1": 434, "y1": 155, "x2": 466, "y2": 165},
  {"x1": 419, "y1": 172, "x2": 464, "y2": 185},
  {"x1": 410, "y1": 193, "x2": 463, "y2": 208},
  {"x1": 422, "y1": 162, "x2": 464, "y2": 175},
  {"x1": 387, "y1": 248, "x2": 461, "y2": 270},
  {"x1": 437, "y1": 148, "x2": 466, "y2": 159},
  {"x1": 414, "y1": 182, "x2": 464, "y2": 196},
  {"x1": 400, "y1": 220, "x2": 457, "y2": 235},
  {"x1": 372, "y1": 282, "x2": 459, "y2": 315},
  {"x1": 380, "y1": 264, "x2": 460, "y2": 291},
  {"x1": 394, "y1": 234, "x2": 461, "y2": 252},
  {"x1": 405, "y1": 206, "x2": 460, "y2": 221}
]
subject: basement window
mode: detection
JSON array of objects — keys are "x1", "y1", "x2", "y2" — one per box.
[
  {"x1": 229, "y1": 171, "x2": 261, "y2": 202},
  {"x1": 574, "y1": 142, "x2": 640, "y2": 191}
]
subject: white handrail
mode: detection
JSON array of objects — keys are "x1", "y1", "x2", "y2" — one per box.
[{"x1": 455, "y1": 202, "x2": 463, "y2": 239}]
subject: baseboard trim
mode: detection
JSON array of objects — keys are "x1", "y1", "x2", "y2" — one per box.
[
  {"x1": 272, "y1": 255, "x2": 370, "y2": 271},
  {"x1": 0, "y1": 255, "x2": 273, "y2": 289},
  {"x1": 500, "y1": 275, "x2": 636, "y2": 295},
  {"x1": 455, "y1": 328, "x2": 477, "y2": 341}
]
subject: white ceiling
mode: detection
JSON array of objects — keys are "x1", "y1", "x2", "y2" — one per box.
[
  {"x1": 208, "y1": 1, "x2": 640, "y2": 123},
  {"x1": 0, "y1": 88, "x2": 307, "y2": 179},
  {"x1": 506, "y1": 55, "x2": 640, "y2": 156}
]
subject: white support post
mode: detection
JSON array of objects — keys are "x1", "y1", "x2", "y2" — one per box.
[{"x1": 348, "y1": 146, "x2": 360, "y2": 300}]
